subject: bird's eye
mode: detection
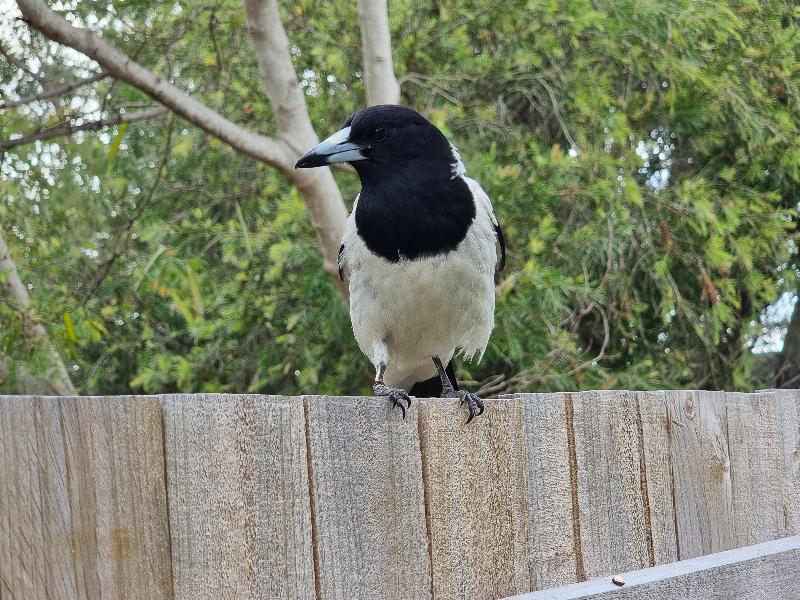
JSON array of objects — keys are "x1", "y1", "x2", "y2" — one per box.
[{"x1": 373, "y1": 127, "x2": 388, "y2": 142}]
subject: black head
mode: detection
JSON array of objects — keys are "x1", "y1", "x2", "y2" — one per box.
[{"x1": 295, "y1": 105, "x2": 457, "y2": 184}]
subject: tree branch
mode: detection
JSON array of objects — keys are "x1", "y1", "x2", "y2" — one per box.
[
  {"x1": 0, "y1": 106, "x2": 166, "y2": 150},
  {"x1": 358, "y1": 0, "x2": 400, "y2": 105},
  {"x1": 0, "y1": 227, "x2": 76, "y2": 395},
  {"x1": 16, "y1": 0, "x2": 294, "y2": 173},
  {"x1": 17, "y1": 0, "x2": 350, "y2": 298},
  {"x1": 0, "y1": 70, "x2": 108, "y2": 110}
]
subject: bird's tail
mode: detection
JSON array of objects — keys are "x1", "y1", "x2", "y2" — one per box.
[{"x1": 409, "y1": 361, "x2": 459, "y2": 397}]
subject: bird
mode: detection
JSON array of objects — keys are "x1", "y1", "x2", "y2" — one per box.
[{"x1": 295, "y1": 105, "x2": 504, "y2": 423}]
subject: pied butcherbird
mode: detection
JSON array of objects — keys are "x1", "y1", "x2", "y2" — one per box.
[{"x1": 296, "y1": 105, "x2": 505, "y2": 423}]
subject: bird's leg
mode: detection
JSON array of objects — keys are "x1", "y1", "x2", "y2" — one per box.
[
  {"x1": 432, "y1": 355, "x2": 485, "y2": 424},
  {"x1": 373, "y1": 361, "x2": 412, "y2": 419}
]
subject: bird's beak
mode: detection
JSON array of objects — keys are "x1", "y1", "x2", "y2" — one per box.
[{"x1": 295, "y1": 126, "x2": 368, "y2": 168}]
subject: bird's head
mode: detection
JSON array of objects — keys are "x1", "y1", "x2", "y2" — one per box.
[{"x1": 295, "y1": 105, "x2": 458, "y2": 184}]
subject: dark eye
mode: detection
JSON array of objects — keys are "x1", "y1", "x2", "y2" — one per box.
[{"x1": 373, "y1": 127, "x2": 388, "y2": 142}]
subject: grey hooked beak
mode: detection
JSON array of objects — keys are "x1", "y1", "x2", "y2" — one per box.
[{"x1": 295, "y1": 126, "x2": 368, "y2": 168}]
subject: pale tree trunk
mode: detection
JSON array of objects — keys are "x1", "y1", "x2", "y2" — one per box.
[
  {"x1": 0, "y1": 227, "x2": 76, "y2": 395},
  {"x1": 775, "y1": 293, "x2": 800, "y2": 388},
  {"x1": 358, "y1": 0, "x2": 401, "y2": 105},
  {"x1": 241, "y1": 0, "x2": 348, "y2": 294}
]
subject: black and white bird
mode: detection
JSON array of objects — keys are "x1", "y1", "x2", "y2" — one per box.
[{"x1": 296, "y1": 105, "x2": 504, "y2": 423}]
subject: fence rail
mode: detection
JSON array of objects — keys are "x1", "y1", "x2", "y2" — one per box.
[
  {"x1": 1, "y1": 390, "x2": 799, "y2": 599},
  {"x1": 503, "y1": 535, "x2": 800, "y2": 600}
]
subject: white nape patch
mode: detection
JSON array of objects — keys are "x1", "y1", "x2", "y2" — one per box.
[{"x1": 449, "y1": 143, "x2": 467, "y2": 178}]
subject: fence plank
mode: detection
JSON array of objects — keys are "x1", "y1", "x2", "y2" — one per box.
[
  {"x1": 502, "y1": 535, "x2": 800, "y2": 600},
  {"x1": 83, "y1": 397, "x2": 173, "y2": 598},
  {"x1": 726, "y1": 392, "x2": 787, "y2": 546},
  {"x1": 163, "y1": 394, "x2": 315, "y2": 600},
  {"x1": 570, "y1": 391, "x2": 650, "y2": 578},
  {"x1": 775, "y1": 390, "x2": 800, "y2": 535},
  {"x1": 665, "y1": 390, "x2": 735, "y2": 559},
  {"x1": 0, "y1": 396, "x2": 172, "y2": 600},
  {"x1": 635, "y1": 391, "x2": 677, "y2": 566},
  {"x1": 517, "y1": 393, "x2": 577, "y2": 590},
  {"x1": 304, "y1": 395, "x2": 431, "y2": 600},
  {"x1": 419, "y1": 397, "x2": 530, "y2": 600},
  {"x1": 0, "y1": 396, "x2": 82, "y2": 599}
]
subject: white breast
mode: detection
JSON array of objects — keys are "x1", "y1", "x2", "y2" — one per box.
[{"x1": 341, "y1": 177, "x2": 499, "y2": 389}]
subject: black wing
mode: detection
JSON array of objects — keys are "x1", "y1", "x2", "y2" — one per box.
[
  {"x1": 338, "y1": 243, "x2": 345, "y2": 281},
  {"x1": 495, "y1": 221, "x2": 506, "y2": 272}
]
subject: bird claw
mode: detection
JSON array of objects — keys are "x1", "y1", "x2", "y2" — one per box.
[
  {"x1": 374, "y1": 382, "x2": 412, "y2": 420},
  {"x1": 440, "y1": 387, "x2": 485, "y2": 424},
  {"x1": 462, "y1": 392, "x2": 485, "y2": 424}
]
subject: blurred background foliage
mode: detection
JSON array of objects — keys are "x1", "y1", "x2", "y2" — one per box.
[{"x1": 1, "y1": 0, "x2": 799, "y2": 395}]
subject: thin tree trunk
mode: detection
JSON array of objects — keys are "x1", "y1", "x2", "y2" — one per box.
[
  {"x1": 358, "y1": 0, "x2": 401, "y2": 106},
  {"x1": 776, "y1": 293, "x2": 800, "y2": 388},
  {"x1": 0, "y1": 227, "x2": 76, "y2": 395}
]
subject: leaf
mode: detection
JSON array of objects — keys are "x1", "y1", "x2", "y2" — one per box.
[
  {"x1": 235, "y1": 201, "x2": 254, "y2": 260},
  {"x1": 107, "y1": 123, "x2": 129, "y2": 168},
  {"x1": 63, "y1": 311, "x2": 78, "y2": 344}
]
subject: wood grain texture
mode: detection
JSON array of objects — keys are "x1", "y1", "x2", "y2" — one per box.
[
  {"x1": 502, "y1": 535, "x2": 800, "y2": 600},
  {"x1": 304, "y1": 395, "x2": 431, "y2": 600},
  {"x1": 774, "y1": 390, "x2": 800, "y2": 535},
  {"x1": 518, "y1": 393, "x2": 577, "y2": 590},
  {"x1": 634, "y1": 391, "x2": 677, "y2": 566},
  {"x1": 569, "y1": 391, "x2": 650, "y2": 578},
  {"x1": 419, "y1": 397, "x2": 530, "y2": 600},
  {"x1": 163, "y1": 393, "x2": 315, "y2": 600},
  {"x1": 0, "y1": 395, "x2": 172, "y2": 600},
  {"x1": 665, "y1": 390, "x2": 735, "y2": 559},
  {"x1": 4, "y1": 391, "x2": 800, "y2": 600},
  {"x1": 725, "y1": 392, "x2": 786, "y2": 546}
]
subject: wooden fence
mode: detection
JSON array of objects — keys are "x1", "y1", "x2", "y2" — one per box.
[{"x1": 1, "y1": 390, "x2": 799, "y2": 599}]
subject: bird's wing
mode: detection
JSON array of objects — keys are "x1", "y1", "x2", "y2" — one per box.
[
  {"x1": 465, "y1": 177, "x2": 506, "y2": 273},
  {"x1": 338, "y1": 243, "x2": 346, "y2": 280}
]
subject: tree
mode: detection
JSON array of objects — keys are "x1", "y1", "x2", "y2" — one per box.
[{"x1": 2, "y1": 0, "x2": 798, "y2": 396}]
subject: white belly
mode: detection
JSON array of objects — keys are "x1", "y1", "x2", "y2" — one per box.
[{"x1": 345, "y1": 220, "x2": 496, "y2": 389}]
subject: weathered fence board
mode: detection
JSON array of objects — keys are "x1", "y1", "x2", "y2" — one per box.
[
  {"x1": 162, "y1": 394, "x2": 315, "y2": 600},
  {"x1": 570, "y1": 391, "x2": 651, "y2": 578},
  {"x1": 419, "y1": 397, "x2": 530, "y2": 600},
  {"x1": 775, "y1": 390, "x2": 800, "y2": 534},
  {"x1": 726, "y1": 392, "x2": 787, "y2": 547},
  {"x1": 502, "y1": 535, "x2": 800, "y2": 600},
  {"x1": 305, "y1": 395, "x2": 430, "y2": 600},
  {"x1": 665, "y1": 390, "x2": 735, "y2": 559},
  {"x1": 3, "y1": 391, "x2": 800, "y2": 600},
  {"x1": 0, "y1": 396, "x2": 172, "y2": 600},
  {"x1": 635, "y1": 391, "x2": 677, "y2": 566},
  {"x1": 518, "y1": 393, "x2": 576, "y2": 589}
]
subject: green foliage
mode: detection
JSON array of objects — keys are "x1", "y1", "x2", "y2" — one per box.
[{"x1": 1, "y1": 0, "x2": 799, "y2": 394}]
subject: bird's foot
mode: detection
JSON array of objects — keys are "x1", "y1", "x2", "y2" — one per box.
[
  {"x1": 440, "y1": 387, "x2": 485, "y2": 424},
  {"x1": 374, "y1": 382, "x2": 412, "y2": 419}
]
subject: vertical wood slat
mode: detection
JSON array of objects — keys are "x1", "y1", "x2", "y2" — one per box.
[
  {"x1": 162, "y1": 394, "x2": 315, "y2": 600},
  {"x1": 0, "y1": 396, "x2": 172, "y2": 600},
  {"x1": 636, "y1": 391, "x2": 678, "y2": 567},
  {"x1": 419, "y1": 397, "x2": 530, "y2": 600},
  {"x1": 725, "y1": 391, "x2": 788, "y2": 547},
  {"x1": 774, "y1": 390, "x2": 800, "y2": 535},
  {"x1": 304, "y1": 396, "x2": 431, "y2": 600},
  {"x1": 518, "y1": 393, "x2": 576, "y2": 590},
  {"x1": 568, "y1": 391, "x2": 650, "y2": 578},
  {"x1": 666, "y1": 390, "x2": 735, "y2": 559}
]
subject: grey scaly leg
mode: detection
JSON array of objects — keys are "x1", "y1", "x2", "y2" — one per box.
[
  {"x1": 432, "y1": 355, "x2": 485, "y2": 424},
  {"x1": 373, "y1": 361, "x2": 412, "y2": 419}
]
